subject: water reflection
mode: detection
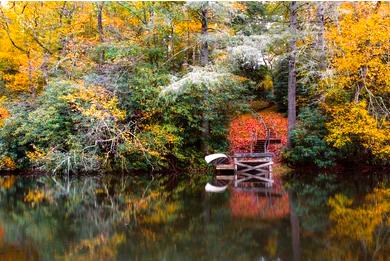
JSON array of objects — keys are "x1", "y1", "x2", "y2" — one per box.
[
  {"x1": 287, "y1": 173, "x2": 390, "y2": 261},
  {"x1": 0, "y1": 172, "x2": 387, "y2": 261}
]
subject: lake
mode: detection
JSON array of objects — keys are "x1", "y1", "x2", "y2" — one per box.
[{"x1": 0, "y1": 171, "x2": 388, "y2": 261}]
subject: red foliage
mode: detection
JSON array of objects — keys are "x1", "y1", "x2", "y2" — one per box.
[
  {"x1": 228, "y1": 112, "x2": 288, "y2": 161},
  {"x1": 229, "y1": 190, "x2": 290, "y2": 219}
]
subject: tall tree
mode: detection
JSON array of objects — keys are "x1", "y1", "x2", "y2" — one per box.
[
  {"x1": 200, "y1": 4, "x2": 208, "y2": 67},
  {"x1": 200, "y1": 2, "x2": 209, "y2": 154},
  {"x1": 317, "y1": 2, "x2": 326, "y2": 71},
  {"x1": 287, "y1": 1, "x2": 297, "y2": 148}
]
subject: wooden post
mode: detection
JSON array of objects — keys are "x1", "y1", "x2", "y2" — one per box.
[
  {"x1": 234, "y1": 157, "x2": 238, "y2": 187},
  {"x1": 267, "y1": 157, "x2": 273, "y2": 188}
]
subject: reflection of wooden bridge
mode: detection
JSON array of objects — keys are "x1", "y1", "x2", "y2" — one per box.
[
  {"x1": 206, "y1": 113, "x2": 281, "y2": 189},
  {"x1": 229, "y1": 188, "x2": 289, "y2": 219}
]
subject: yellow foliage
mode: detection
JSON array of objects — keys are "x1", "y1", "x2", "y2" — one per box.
[
  {"x1": 62, "y1": 85, "x2": 126, "y2": 121},
  {"x1": 232, "y1": 3, "x2": 247, "y2": 12},
  {"x1": 24, "y1": 189, "x2": 45, "y2": 206},
  {"x1": 140, "y1": 202, "x2": 179, "y2": 225},
  {"x1": 143, "y1": 124, "x2": 179, "y2": 144},
  {"x1": 0, "y1": 176, "x2": 16, "y2": 189},
  {"x1": 59, "y1": 233, "x2": 125, "y2": 261},
  {"x1": 175, "y1": 20, "x2": 201, "y2": 36},
  {"x1": 326, "y1": 2, "x2": 390, "y2": 96},
  {"x1": 2, "y1": 73, "x2": 31, "y2": 92},
  {"x1": 137, "y1": 124, "x2": 182, "y2": 163},
  {"x1": 326, "y1": 102, "x2": 390, "y2": 159},
  {"x1": 26, "y1": 145, "x2": 46, "y2": 162},
  {"x1": 258, "y1": 74, "x2": 273, "y2": 91},
  {"x1": 0, "y1": 156, "x2": 16, "y2": 170},
  {"x1": 328, "y1": 188, "x2": 390, "y2": 248}
]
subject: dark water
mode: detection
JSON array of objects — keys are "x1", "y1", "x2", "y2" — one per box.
[{"x1": 0, "y1": 172, "x2": 388, "y2": 261}]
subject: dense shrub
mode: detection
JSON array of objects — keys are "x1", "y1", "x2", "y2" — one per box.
[
  {"x1": 325, "y1": 102, "x2": 390, "y2": 165},
  {"x1": 0, "y1": 82, "x2": 181, "y2": 173},
  {"x1": 161, "y1": 68, "x2": 253, "y2": 165},
  {"x1": 284, "y1": 107, "x2": 336, "y2": 168},
  {"x1": 0, "y1": 68, "x2": 253, "y2": 173}
]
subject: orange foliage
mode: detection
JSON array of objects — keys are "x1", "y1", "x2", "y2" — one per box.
[
  {"x1": 229, "y1": 190, "x2": 289, "y2": 219},
  {"x1": 0, "y1": 176, "x2": 16, "y2": 189},
  {"x1": 228, "y1": 112, "x2": 288, "y2": 161},
  {"x1": 0, "y1": 107, "x2": 10, "y2": 127}
]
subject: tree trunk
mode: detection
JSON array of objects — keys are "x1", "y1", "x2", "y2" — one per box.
[
  {"x1": 41, "y1": 52, "x2": 49, "y2": 85},
  {"x1": 317, "y1": 2, "x2": 326, "y2": 71},
  {"x1": 200, "y1": 6, "x2": 209, "y2": 67},
  {"x1": 287, "y1": 1, "x2": 298, "y2": 148},
  {"x1": 354, "y1": 65, "x2": 367, "y2": 103},
  {"x1": 289, "y1": 191, "x2": 301, "y2": 261},
  {"x1": 27, "y1": 52, "x2": 35, "y2": 98},
  {"x1": 97, "y1": 2, "x2": 104, "y2": 65},
  {"x1": 200, "y1": 4, "x2": 209, "y2": 154}
]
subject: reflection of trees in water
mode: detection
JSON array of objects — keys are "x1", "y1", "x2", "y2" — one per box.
[
  {"x1": 0, "y1": 173, "x2": 387, "y2": 261},
  {"x1": 289, "y1": 173, "x2": 390, "y2": 261},
  {"x1": 58, "y1": 233, "x2": 125, "y2": 261},
  {"x1": 0, "y1": 175, "x2": 143, "y2": 260},
  {"x1": 228, "y1": 184, "x2": 289, "y2": 219},
  {"x1": 125, "y1": 194, "x2": 293, "y2": 261},
  {"x1": 0, "y1": 224, "x2": 39, "y2": 261},
  {"x1": 328, "y1": 188, "x2": 390, "y2": 261},
  {"x1": 229, "y1": 190, "x2": 289, "y2": 219},
  {"x1": 0, "y1": 243, "x2": 39, "y2": 261}
]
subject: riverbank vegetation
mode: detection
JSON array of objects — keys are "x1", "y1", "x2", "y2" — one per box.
[{"x1": 0, "y1": 1, "x2": 388, "y2": 174}]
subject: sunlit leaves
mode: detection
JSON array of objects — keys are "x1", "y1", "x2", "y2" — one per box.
[
  {"x1": 326, "y1": 102, "x2": 390, "y2": 161},
  {"x1": 62, "y1": 84, "x2": 126, "y2": 122},
  {"x1": 326, "y1": 2, "x2": 390, "y2": 96}
]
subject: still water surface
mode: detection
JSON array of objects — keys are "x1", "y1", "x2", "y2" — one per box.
[{"x1": 0, "y1": 172, "x2": 388, "y2": 261}]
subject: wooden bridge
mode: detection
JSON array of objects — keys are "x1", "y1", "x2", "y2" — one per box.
[{"x1": 212, "y1": 113, "x2": 281, "y2": 188}]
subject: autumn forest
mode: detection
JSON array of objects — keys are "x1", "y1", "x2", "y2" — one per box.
[
  {"x1": 0, "y1": 1, "x2": 388, "y2": 174},
  {"x1": 0, "y1": 1, "x2": 388, "y2": 261}
]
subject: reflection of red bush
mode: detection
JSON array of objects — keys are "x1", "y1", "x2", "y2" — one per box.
[
  {"x1": 228, "y1": 112, "x2": 288, "y2": 162},
  {"x1": 229, "y1": 189, "x2": 289, "y2": 219}
]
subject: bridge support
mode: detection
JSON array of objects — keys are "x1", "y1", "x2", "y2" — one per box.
[{"x1": 233, "y1": 153, "x2": 273, "y2": 187}]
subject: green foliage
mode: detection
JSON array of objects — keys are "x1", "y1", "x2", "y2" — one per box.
[
  {"x1": 273, "y1": 58, "x2": 307, "y2": 113},
  {"x1": 0, "y1": 1, "x2": 388, "y2": 174},
  {"x1": 284, "y1": 107, "x2": 336, "y2": 168},
  {"x1": 0, "y1": 82, "x2": 74, "y2": 169},
  {"x1": 273, "y1": 58, "x2": 289, "y2": 112},
  {"x1": 287, "y1": 173, "x2": 339, "y2": 231},
  {"x1": 161, "y1": 72, "x2": 252, "y2": 165},
  {"x1": 0, "y1": 81, "x2": 178, "y2": 173}
]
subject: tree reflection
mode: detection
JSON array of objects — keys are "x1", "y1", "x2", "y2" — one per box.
[
  {"x1": 288, "y1": 172, "x2": 389, "y2": 261},
  {"x1": 229, "y1": 190, "x2": 290, "y2": 219},
  {"x1": 0, "y1": 223, "x2": 39, "y2": 261},
  {"x1": 0, "y1": 173, "x2": 387, "y2": 261},
  {"x1": 58, "y1": 233, "x2": 125, "y2": 261},
  {"x1": 328, "y1": 188, "x2": 390, "y2": 261}
]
